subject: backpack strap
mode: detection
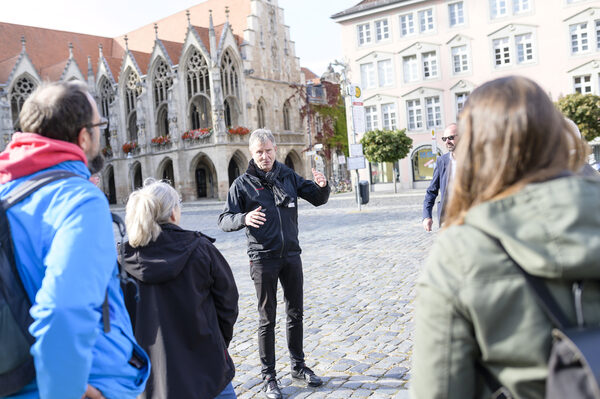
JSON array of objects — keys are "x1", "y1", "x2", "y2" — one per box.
[{"x1": 2, "y1": 170, "x2": 79, "y2": 210}]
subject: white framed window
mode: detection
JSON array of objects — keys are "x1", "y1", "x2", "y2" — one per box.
[
  {"x1": 449, "y1": 2, "x2": 465, "y2": 27},
  {"x1": 357, "y1": 23, "x2": 372, "y2": 46},
  {"x1": 570, "y1": 22, "x2": 589, "y2": 54},
  {"x1": 513, "y1": 0, "x2": 530, "y2": 14},
  {"x1": 493, "y1": 37, "x2": 511, "y2": 66},
  {"x1": 365, "y1": 105, "x2": 378, "y2": 131},
  {"x1": 419, "y1": 9, "x2": 434, "y2": 33},
  {"x1": 375, "y1": 19, "x2": 390, "y2": 41},
  {"x1": 490, "y1": 0, "x2": 508, "y2": 19},
  {"x1": 377, "y1": 59, "x2": 394, "y2": 87},
  {"x1": 425, "y1": 96, "x2": 442, "y2": 129},
  {"x1": 403, "y1": 55, "x2": 419, "y2": 82},
  {"x1": 455, "y1": 92, "x2": 469, "y2": 117},
  {"x1": 516, "y1": 33, "x2": 534, "y2": 63},
  {"x1": 574, "y1": 74, "x2": 592, "y2": 93},
  {"x1": 381, "y1": 103, "x2": 397, "y2": 130},
  {"x1": 422, "y1": 51, "x2": 438, "y2": 79},
  {"x1": 406, "y1": 99, "x2": 423, "y2": 130},
  {"x1": 596, "y1": 20, "x2": 600, "y2": 50},
  {"x1": 451, "y1": 45, "x2": 469, "y2": 73},
  {"x1": 360, "y1": 63, "x2": 376, "y2": 89},
  {"x1": 400, "y1": 13, "x2": 415, "y2": 36}
]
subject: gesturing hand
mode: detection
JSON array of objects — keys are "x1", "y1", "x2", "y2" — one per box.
[
  {"x1": 312, "y1": 168, "x2": 327, "y2": 188},
  {"x1": 245, "y1": 206, "x2": 266, "y2": 228}
]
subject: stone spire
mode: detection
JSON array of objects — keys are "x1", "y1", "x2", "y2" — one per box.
[
  {"x1": 186, "y1": 10, "x2": 191, "y2": 26},
  {"x1": 124, "y1": 35, "x2": 129, "y2": 51},
  {"x1": 87, "y1": 56, "x2": 93, "y2": 75},
  {"x1": 208, "y1": 9, "x2": 217, "y2": 65},
  {"x1": 20, "y1": 35, "x2": 26, "y2": 53},
  {"x1": 68, "y1": 42, "x2": 74, "y2": 58},
  {"x1": 98, "y1": 43, "x2": 104, "y2": 58},
  {"x1": 225, "y1": 6, "x2": 230, "y2": 22},
  {"x1": 154, "y1": 23, "x2": 158, "y2": 39}
]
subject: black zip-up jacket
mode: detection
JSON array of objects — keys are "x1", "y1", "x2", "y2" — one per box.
[
  {"x1": 218, "y1": 161, "x2": 330, "y2": 260},
  {"x1": 120, "y1": 224, "x2": 239, "y2": 399}
]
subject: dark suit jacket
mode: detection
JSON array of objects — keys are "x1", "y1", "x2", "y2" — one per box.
[{"x1": 422, "y1": 152, "x2": 452, "y2": 225}]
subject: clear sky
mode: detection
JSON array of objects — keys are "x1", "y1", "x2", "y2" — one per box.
[{"x1": 0, "y1": 0, "x2": 356, "y2": 75}]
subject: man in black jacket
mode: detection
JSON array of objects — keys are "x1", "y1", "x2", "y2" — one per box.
[{"x1": 218, "y1": 129, "x2": 330, "y2": 399}]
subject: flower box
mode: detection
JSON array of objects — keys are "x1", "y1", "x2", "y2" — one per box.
[
  {"x1": 151, "y1": 135, "x2": 171, "y2": 146},
  {"x1": 228, "y1": 126, "x2": 250, "y2": 135},
  {"x1": 181, "y1": 128, "x2": 213, "y2": 141},
  {"x1": 122, "y1": 141, "x2": 138, "y2": 154}
]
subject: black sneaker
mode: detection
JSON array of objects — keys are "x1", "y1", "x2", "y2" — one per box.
[
  {"x1": 291, "y1": 366, "x2": 323, "y2": 387},
  {"x1": 263, "y1": 377, "x2": 283, "y2": 399}
]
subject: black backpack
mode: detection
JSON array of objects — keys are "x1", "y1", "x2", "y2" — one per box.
[{"x1": 478, "y1": 237, "x2": 600, "y2": 399}]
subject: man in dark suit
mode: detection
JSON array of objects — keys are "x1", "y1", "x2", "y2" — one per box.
[{"x1": 422, "y1": 123, "x2": 458, "y2": 231}]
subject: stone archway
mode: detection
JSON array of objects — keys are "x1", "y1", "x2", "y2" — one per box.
[
  {"x1": 131, "y1": 162, "x2": 143, "y2": 190},
  {"x1": 228, "y1": 150, "x2": 248, "y2": 186},
  {"x1": 103, "y1": 165, "x2": 117, "y2": 204},
  {"x1": 284, "y1": 150, "x2": 302, "y2": 172},
  {"x1": 158, "y1": 157, "x2": 175, "y2": 186},
  {"x1": 190, "y1": 153, "x2": 217, "y2": 199}
]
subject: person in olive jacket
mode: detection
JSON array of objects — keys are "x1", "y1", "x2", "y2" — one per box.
[
  {"x1": 218, "y1": 129, "x2": 330, "y2": 399},
  {"x1": 411, "y1": 76, "x2": 600, "y2": 399},
  {"x1": 120, "y1": 179, "x2": 239, "y2": 399}
]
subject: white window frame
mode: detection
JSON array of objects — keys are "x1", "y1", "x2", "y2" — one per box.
[
  {"x1": 365, "y1": 105, "x2": 379, "y2": 131},
  {"x1": 377, "y1": 59, "x2": 394, "y2": 87},
  {"x1": 451, "y1": 45, "x2": 470, "y2": 74},
  {"x1": 400, "y1": 42, "x2": 441, "y2": 83},
  {"x1": 489, "y1": 25, "x2": 538, "y2": 69},
  {"x1": 513, "y1": 0, "x2": 531, "y2": 14},
  {"x1": 357, "y1": 23, "x2": 372, "y2": 46},
  {"x1": 565, "y1": 9, "x2": 600, "y2": 56},
  {"x1": 375, "y1": 18, "x2": 390, "y2": 42},
  {"x1": 422, "y1": 51, "x2": 439, "y2": 79},
  {"x1": 360, "y1": 62, "x2": 376, "y2": 89},
  {"x1": 490, "y1": 0, "x2": 508, "y2": 19},
  {"x1": 448, "y1": 1, "x2": 465, "y2": 28},
  {"x1": 574, "y1": 74, "x2": 592, "y2": 93},
  {"x1": 381, "y1": 103, "x2": 398, "y2": 130},
  {"x1": 418, "y1": 8, "x2": 435, "y2": 33},
  {"x1": 403, "y1": 88, "x2": 444, "y2": 132},
  {"x1": 403, "y1": 55, "x2": 419, "y2": 83},
  {"x1": 399, "y1": 13, "x2": 415, "y2": 37},
  {"x1": 455, "y1": 92, "x2": 469, "y2": 118}
]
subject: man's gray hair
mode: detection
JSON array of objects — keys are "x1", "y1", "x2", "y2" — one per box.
[{"x1": 249, "y1": 128, "x2": 276, "y2": 148}]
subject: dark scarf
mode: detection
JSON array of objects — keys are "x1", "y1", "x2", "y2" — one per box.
[{"x1": 247, "y1": 159, "x2": 292, "y2": 207}]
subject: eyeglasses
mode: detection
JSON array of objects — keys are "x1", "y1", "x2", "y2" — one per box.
[
  {"x1": 441, "y1": 135, "x2": 456, "y2": 142},
  {"x1": 86, "y1": 117, "x2": 108, "y2": 130}
]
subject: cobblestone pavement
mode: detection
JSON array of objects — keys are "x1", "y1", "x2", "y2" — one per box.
[{"x1": 115, "y1": 189, "x2": 435, "y2": 398}]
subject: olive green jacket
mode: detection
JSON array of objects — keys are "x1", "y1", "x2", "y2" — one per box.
[{"x1": 411, "y1": 176, "x2": 600, "y2": 399}]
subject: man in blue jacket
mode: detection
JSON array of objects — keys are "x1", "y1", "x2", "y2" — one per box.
[
  {"x1": 218, "y1": 129, "x2": 329, "y2": 399},
  {"x1": 0, "y1": 81, "x2": 149, "y2": 399},
  {"x1": 422, "y1": 123, "x2": 458, "y2": 231}
]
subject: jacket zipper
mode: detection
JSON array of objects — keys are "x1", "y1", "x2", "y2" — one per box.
[{"x1": 276, "y1": 206, "x2": 285, "y2": 257}]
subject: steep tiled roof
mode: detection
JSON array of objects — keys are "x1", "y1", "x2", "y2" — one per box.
[
  {"x1": 331, "y1": 0, "x2": 409, "y2": 19},
  {"x1": 302, "y1": 67, "x2": 318, "y2": 80},
  {"x1": 0, "y1": 54, "x2": 20, "y2": 83},
  {"x1": 40, "y1": 60, "x2": 69, "y2": 81},
  {"x1": 0, "y1": 22, "x2": 114, "y2": 83}
]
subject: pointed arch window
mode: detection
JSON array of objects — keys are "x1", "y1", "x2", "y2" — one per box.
[
  {"x1": 98, "y1": 77, "x2": 114, "y2": 147},
  {"x1": 283, "y1": 100, "x2": 292, "y2": 131},
  {"x1": 10, "y1": 76, "x2": 36, "y2": 127},
  {"x1": 186, "y1": 48, "x2": 211, "y2": 100},
  {"x1": 190, "y1": 96, "x2": 212, "y2": 130},
  {"x1": 152, "y1": 59, "x2": 173, "y2": 138},
  {"x1": 124, "y1": 70, "x2": 141, "y2": 141},
  {"x1": 221, "y1": 50, "x2": 239, "y2": 98},
  {"x1": 257, "y1": 98, "x2": 266, "y2": 128}
]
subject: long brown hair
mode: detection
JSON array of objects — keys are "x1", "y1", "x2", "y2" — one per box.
[{"x1": 444, "y1": 76, "x2": 586, "y2": 226}]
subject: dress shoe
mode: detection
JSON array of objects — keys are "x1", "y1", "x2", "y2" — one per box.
[{"x1": 291, "y1": 366, "x2": 323, "y2": 387}]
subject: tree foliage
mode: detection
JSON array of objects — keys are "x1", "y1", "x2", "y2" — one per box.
[
  {"x1": 360, "y1": 129, "x2": 413, "y2": 163},
  {"x1": 556, "y1": 93, "x2": 600, "y2": 141}
]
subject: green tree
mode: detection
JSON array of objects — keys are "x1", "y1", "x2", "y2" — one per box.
[
  {"x1": 360, "y1": 129, "x2": 413, "y2": 192},
  {"x1": 556, "y1": 93, "x2": 600, "y2": 141}
]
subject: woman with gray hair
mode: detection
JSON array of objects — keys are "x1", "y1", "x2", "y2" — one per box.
[{"x1": 120, "y1": 178, "x2": 240, "y2": 399}]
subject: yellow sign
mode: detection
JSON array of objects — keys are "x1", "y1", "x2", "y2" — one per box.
[{"x1": 354, "y1": 86, "x2": 361, "y2": 98}]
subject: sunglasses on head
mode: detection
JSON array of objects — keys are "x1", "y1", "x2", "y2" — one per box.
[{"x1": 441, "y1": 135, "x2": 456, "y2": 142}]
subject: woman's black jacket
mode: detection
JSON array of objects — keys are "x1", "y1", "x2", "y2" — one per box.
[{"x1": 119, "y1": 224, "x2": 239, "y2": 399}]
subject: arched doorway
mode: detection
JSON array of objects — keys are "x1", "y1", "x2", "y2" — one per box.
[
  {"x1": 284, "y1": 150, "x2": 302, "y2": 172},
  {"x1": 132, "y1": 162, "x2": 143, "y2": 190},
  {"x1": 411, "y1": 145, "x2": 442, "y2": 182},
  {"x1": 191, "y1": 154, "x2": 217, "y2": 199},
  {"x1": 104, "y1": 165, "x2": 116, "y2": 204},
  {"x1": 228, "y1": 150, "x2": 247, "y2": 186},
  {"x1": 285, "y1": 154, "x2": 295, "y2": 171},
  {"x1": 159, "y1": 158, "x2": 175, "y2": 186}
]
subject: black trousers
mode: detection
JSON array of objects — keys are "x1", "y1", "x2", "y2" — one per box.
[{"x1": 249, "y1": 255, "x2": 305, "y2": 378}]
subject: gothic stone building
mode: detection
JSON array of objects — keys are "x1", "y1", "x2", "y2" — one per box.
[{"x1": 0, "y1": 0, "x2": 310, "y2": 203}]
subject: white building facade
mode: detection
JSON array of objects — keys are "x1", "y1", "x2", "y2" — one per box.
[{"x1": 333, "y1": 0, "x2": 600, "y2": 188}]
